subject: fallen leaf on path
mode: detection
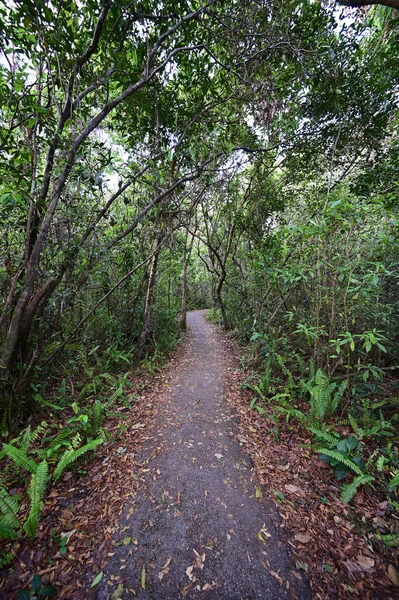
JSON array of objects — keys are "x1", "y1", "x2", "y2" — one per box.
[
  {"x1": 345, "y1": 555, "x2": 375, "y2": 574},
  {"x1": 295, "y1": 534, "x2": 311, "y2": 544},
  {"x1": 141, "y1": 564, "x2": 146, "y2": 589},
  {"x1": 161, "y1": 556, "x2": 172, "y2": 570},
  {"x1": 285, "y1": 484, "x2": 299, "y2": 493},
  {"x1": 388, "y1": 564, "x2": 399, "y2": 586},
  {"x1": 255, "y1": 486, "x2": 263, "y2": 499},
  {"x1": 110, "y1": 584, "x2": 124, "y2": 600},
  {"x1": 269, "y1": 570, "x2": 283, "y2": 585},
  {"x1": 186, "y1": 565, "x2": 194, "y2": 580},
  {"x1": 202, "y1": 582, "x2": 215, "y2": 590},
  {"x1": 295, "y1": 560, "x2": 308, "y2": 571},
  {"x1": 90, "y1": 571, "x2": 103, "y2": 588}
]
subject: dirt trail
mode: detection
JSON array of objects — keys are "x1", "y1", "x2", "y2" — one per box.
[{"x1": 96, "y1": 310, "x2": 311, "y2": 599}]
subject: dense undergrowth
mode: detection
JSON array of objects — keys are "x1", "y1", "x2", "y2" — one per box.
[
  {"x1": 205, "y1": 183, "x2": 399, "y2": 548},
  {"x1": 0, "y1": 323, "x2": 181, "y2": 572}
]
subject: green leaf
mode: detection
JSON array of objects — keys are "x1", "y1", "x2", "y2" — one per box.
[
  {"x1": 23, "y1": 460, "x2": 48, "y2": 537},
  {"x1": 141, "y1": 564, "x2": 146, "y2": 590},
  {"x1": 39, "y1": 585, "x2": 57, "y2": 598},
  {"x1": 340, "y1": 475, "x2": 375, "y2": 503},
  {"x1": 91, "y1": 571, "x2": 103, "y2": 588},
  {"x1": 32, "y1": 574, "x2": 42, "y2": 594},
  {"x1": 335, "y1": 464, "x2": 350, "y2": 481}
]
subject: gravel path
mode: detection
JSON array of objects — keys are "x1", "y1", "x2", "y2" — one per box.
[{"x1": 96, "y1": 310, "x2": 311, "y2": 599}]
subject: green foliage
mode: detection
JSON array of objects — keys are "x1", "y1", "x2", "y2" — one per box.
[
  {"x1": 23, "y1": 460, "x2": 48, "y2": 538},
  {"x1": 17, "y1": 574, "x2": 57, "y2": 599},
  {"x1": 318, "y1": 448, "x2": 364, "y2": 478},
  {"x1": 53, "y1": 437, "x2": 103, "y2": 483},
  {"x1": 302, "y1": 369, "x2": 347, "y2": 420},
  {"x1": 374, "y1": 532, "x2": 399, "y2": 548},
  {"x1": 0, "y1": 488, "x2": 21, "y2": 539},
  {"x1": 1, "y1": 444, "x2": 39, "y2": 474},
  {"x1": 340, "y1": 474, "x2": 375, "y2": 503},
  {"x1": 388, "y1": 471, "x2": 399, "y2": 491},
  {"x1": 0, "y1": 552, "x2": 14, "y2": 568}
]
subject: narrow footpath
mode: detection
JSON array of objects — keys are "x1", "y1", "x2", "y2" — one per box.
[{"x1": 97, "y1": 310, "x2": 311, "y2": 599}]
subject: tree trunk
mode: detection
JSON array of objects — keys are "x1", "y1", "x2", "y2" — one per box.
[
  {"x1": 134, "y1": 233, "x2": 162, "y2": 361},
  {"x1": 180, "y1": 229, "x2": 194, "y2": 330},
  {"x1": 216, "y1": 269, "x2": 229, "y2": 330}
]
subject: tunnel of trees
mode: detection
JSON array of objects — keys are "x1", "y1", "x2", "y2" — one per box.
[{"x1": 0, "y1": 0, "x2": 399, "y2": 591}]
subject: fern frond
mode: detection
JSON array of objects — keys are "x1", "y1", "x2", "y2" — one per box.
[
  {"x1": 71, "y1": 433, "x2": 82, "y2": 449},
  {"x1": 331, "y1": 380, "x2": 347, "y2": 414},
  {"x1": 376, "y1": 455, "x2": 386, "y2": 472},
  {"x1": 317, "y1": 448, "x2": 364, "y2": 476},
  {"x1": 2, "y1": 444, "x2": 38, "y2": 474},
  {"x1": 0, "y1": 488, "x2": 20, "y2": 529},
  {"x1": 365, "y1": 449, "x2": 379, "y2": 469},
  {"x1": 53, "y1": 437, "x2": 103, "y2": 482},
  {"x1": 308, "y1": 425, "x2": 338, "y2": 445},
  {"x1": 375, "y1": 532, "x2": 399, "y2": 547},
  {"x1": 311, "y1": 369, "x2": 329, "y2": 419},
  {"x1": 274, "y1": 406, "x2": 306, "y2": 422},
  {"x1": 388, "y1": 471, "x2": 399, "y2": 491},
  {"x1": 0, "y1": 521, "x2": 19, "y2": 540},
  {"x1": 349, "y1": 413, "x2": 365, "y2": 439},
  {"x1": 30, "y1": 422, "x2": 47, "y2": 445},
  {"x1": 20, "y1": 426, "x2": 32, "y2": 453},
  {"x1": 92, "y1": 399, "x2": 104, "y2": 432},
  {"x1": 23, "y1": 460, "x2": 48, "y2": 538},
  {"x1": 33, "y1": 427, "x2": 76, "y2": 461},
  {"x1": 340, "y1": 474, "x2": 375, "y2": 503}
]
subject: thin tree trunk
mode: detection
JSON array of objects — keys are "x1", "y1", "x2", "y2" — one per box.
[
  {"x1": 216, "y1": 269, "x2": 229, "y2": 330},
  {"x1": 180, "y1": 229, "x2": 195, "y2": 329},
  {"x1": 134, "y1": 232, "x2": 163, "y2": 361}
]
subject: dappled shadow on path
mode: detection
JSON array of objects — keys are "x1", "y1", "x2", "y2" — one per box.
[{"x1": 96, "y1": 310, "x2": 311, "y2": 599}]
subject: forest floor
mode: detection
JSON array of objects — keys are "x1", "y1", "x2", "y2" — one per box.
[{"x1": 1, "y1": 310, "x2": 398, "y2": 599}]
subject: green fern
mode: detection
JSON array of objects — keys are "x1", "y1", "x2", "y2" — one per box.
[
  {"x1": 0, "y1": 488, "x2": 21, "y2": 539},
  {"x1": 331, "y1": 380, "x2": 347, "y2": 414},
  {"x1": 388, "y1": 471, "x2": 399, "y2": 491},
  {"x1": 20, "y1": 426, "x2": 32, "y2": 453},
  {"x1": 376, "y1": 455, "x2": 386, "y2": 472},
  {"x1": 311, "y1": 369, "x2": 329, "y2": 419},
  {"x1": 274, "y1": 405, "x2": 306, "y2": 423},
  {"x1": 365, "y1": 449, "x2": 379, "y2": 469},
  {"x1": 53, "y1": 437, "x2": 103, "y2": 482},
  {"x1": 317, "y1": 448, "x2": 364, "y2": 476},
  {"x1": 2, "y1": 444, "x2": 38, "y2": 474},
  {"x1": 33, "y1": 427, "x2": 74, "y2": 461},
  {"x1": 19, "y1": 422, "x2": 47, "y2": 452},
  {"x1": 340, "y1": 474, "x2": 375, "y2": 503},
  {"x1": 0, "y1": 488, "x2": 20, "y2": 528},
  {"x1": 23, "y1": 460, "x2": 48, "y2": 538},
  {"x1": 308, "y1": 425, "x2": 339, "y2": 445},
  {"x1": 374, "y1": 532, "x2": 399, "y2": 547},
  {"x1": 91, "y1": 399, "x2": 105, "y2": 433},
  {"x1": 0, "y1": 551, "x2": 14, "y2": 568},
  {"x1": 348, "y1": 414, "x2": 365, "y2": 439},
  {"x1": 0, "y1": 522, "x2": 18, "y2": 540}
]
